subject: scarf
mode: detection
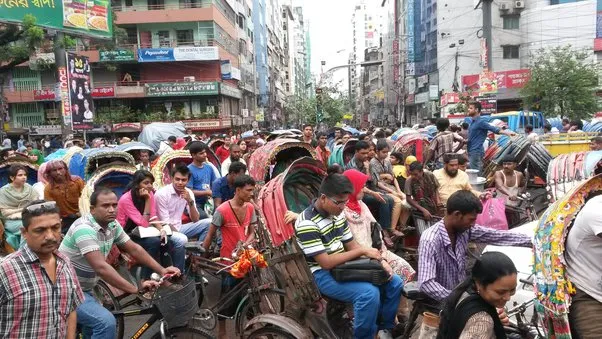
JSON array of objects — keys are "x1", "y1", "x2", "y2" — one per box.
[
  {"x1": 343, "y1": 169, "x2": 368, "y2": 215},
  {"x1": 0, "y1": 183, "x2": 39, "y2": 219}
]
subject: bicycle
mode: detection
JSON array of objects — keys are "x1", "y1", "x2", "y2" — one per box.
[
  {"x1": 504, "y1": 277, "x2": 543, "y2": 339},
  {"x1": 184, "y1": 242, "x2": 286, "y2": 337},
  {"x1": 85, "y1": 273, "x2": 214, "y2": 339}
]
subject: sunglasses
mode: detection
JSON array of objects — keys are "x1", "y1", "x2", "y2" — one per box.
[
  {"x1": 323, "y1": 194, "x2": 349, "y2": 207},
  {"x1": 25, "y1": 201, "x2": 57, "y2": 213}
]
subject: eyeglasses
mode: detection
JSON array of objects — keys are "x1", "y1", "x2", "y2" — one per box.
[
  {"x1": 25, "y1": 201, "x2": 57, "y2": 213},
  {"x1": 324, "y1": 195, "x2": 349, "y2": 207}
]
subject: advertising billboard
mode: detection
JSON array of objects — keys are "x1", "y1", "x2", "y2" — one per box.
[
  {"x1": 1, "y1": 0, "x2": 113, "y2": 39},
  {"x1": 66, "y1": 53, "x2": 95, "y2": 129},
  {"x1": 137, "y1": 47, "x2": 219, "y2": 62}
]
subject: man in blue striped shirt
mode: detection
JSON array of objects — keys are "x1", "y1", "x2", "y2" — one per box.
[{"x1": 295, "y1": 172, "x2": 403, "y2": 339}]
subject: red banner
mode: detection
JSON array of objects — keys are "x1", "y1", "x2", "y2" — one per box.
[
  {"x1": 462, "y1": 69, "x2": 530, "y2": 92},
  {"x1": 440, "y1": 92, "x2": 460, "y2": 106},
  {"x1": 91, "y1": 87, "x2": 115, "y2": 98},
  {"x1": 33, "y1": 89, "x2": 56, "y2": 101}
]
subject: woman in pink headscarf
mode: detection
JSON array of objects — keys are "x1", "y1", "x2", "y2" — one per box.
[
  {"x1": 32, "y1": 162, "x2": 48, "y2": 199},
  {"x1": 342, "y1": 169, "x2": 415, "y2": 283}
]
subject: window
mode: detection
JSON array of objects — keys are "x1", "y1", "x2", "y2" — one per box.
[
  {"x1": 502, "y1": 45, "x2": 519, "y2": 59},
  {"x1": 237, "y1": 14, "x2": 245, "y2": 29},
  {"x1": 147, "y1": 0, "x2": 164, "y2": 10},
  {"x1": 503, "y1": 15, "x2": 519, "y2": 29},
  {"x1": 125, "y1": 0, "x2": 132, "y2": 6},
  {"x1": 176, "y1": 29, "x2": 193, "y2": 45},
  {"x1": 158, "y1": 31, "x2": 170, "y2": 47}
]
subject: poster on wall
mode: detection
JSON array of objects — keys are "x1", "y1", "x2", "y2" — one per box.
[{"x1": 66, "y1": 53, "x2": 94, "y2": 129}]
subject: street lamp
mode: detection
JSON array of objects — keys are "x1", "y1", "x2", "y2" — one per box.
[{"x1": 449, "y1": 39, "x2": 465, "y2": 92}]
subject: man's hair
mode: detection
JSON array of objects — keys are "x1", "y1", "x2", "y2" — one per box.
[
  {"x1": 446, "y1": 190, "x2": 483, "y2": 215},
  {"x1": 230, "y1": 144, "x2": 241, "y2": 152},
  {"x1": 525, "y1": 124, "x2": 534, "y2": 132},
  {"x1": 168, "y1": 136, "x2": 177, "y2": 143},
  {"x1": 228, "y1": 161, "x2": 247, "y2": 174},
  {"x1": 22, "y1": 200, "x2": 60, "y2": 229},
  {"x1": 435, "y1": 118, "x2": 450, "y2": 132},
  {"x1": 376, "y1": 139, "x2": 389, "y2": 151},
  {"x1": 316, "y1": 131, "x2": 327, "y2": 139},
  {"x1": 409, "y1": 162, "x2": 423, "y2": 172},
  {"x1": 501, "y1": 155, "x2": 516, "y2": 164},
  {"x1": 302, "y1": 123, "x2": 313, "y2": 130},
  {"x1": 390, "y1": 152, "x2": 404, "y2": 162},
  {"x1": 443, "y1": 153, "x2": 458, "y2": 164},
  {"x1": 461, "y1": 122, "x2": 469, "y2": 129},
  {"x1": 8, "y1": 164, "x2": 27, "y2": 181},
  {"x1": 171, "y1": 163, "x2": 191, "y2": 178},
  {"x1": 139, "y1": 150, "x2": 150, "y2": 156},
  {"x1": 591, "y1": 136, "x2": 602, "y2": 143},
  {"x1": 354, "y1": 140, "x2": 370, "y2": 152},
  {"x1": 543, "y1": 123, "x2": 552, "y2": 131},
  {"x1": 319, "y1": 173, "x2": 353, "y2": 196},
  {"x1": 90, "y1": 187, "x2": 116, "y2": 206},
  {"x1": 188, "y1": 141, "x2": 208, "y2": 155},
  {"x1": 468, "y1": 101, "x2": 482, "y2": 112},
  {"x1": 24, "y1": 142, "x2": 33, "y2": 148},
  {"x1": 233, "y1": 174, "x2": 256, "y2": 189},
  {"x1": 374, "y1": 130, "x2": 386, "y2": 139},
  {"x1": 562, "y1": 118, "x2": 570, "y2": 124},
  {"x1": 570, "y1": 120, "x2": 583, "y2": 130},
  {"x1": 457, "y1": 155, "x2": 468, "y2": 165}
]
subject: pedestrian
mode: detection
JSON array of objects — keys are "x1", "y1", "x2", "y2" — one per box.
[
  {"x1": 17, "y1": 135, "x2": 25, "y2": 150},
  {"x1": 302, "y1": 124, "x2": 317, "y2": 147},
  {"x1": 215, "y1": 137, "x2": 232, "y2": 163},
  {"x1": 466, "y1": 101, "x2": 515, "y2": 175},
  {"x1": 0, "y1": 200, "x2": 84, "y2": 339},
  {"x1": 220, "y1": 144, "x2": 247, "y2": 175},
  {"x1": 44, "y1": 160, "x2": 85, "y2": 233},
  {"x1": 315, "y1": 131, "x2": 331, "y2": 168},
  {"x1": 426, "y1": 118, "x2": 464, "y2": 169},
  {"x1": 525, "y1": 124, "x2": 539, "y2": 142},
  {"x1": 187, "y1": 141, "x2": 217, "y2": 216}
]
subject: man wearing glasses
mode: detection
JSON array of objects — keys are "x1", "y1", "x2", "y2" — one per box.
[
  {"x1": 295, "y1": 172, "x2": 403, "y2": 339},
  {"x1": 0, "y1": 200, "x2": 84, "y2": 339}
]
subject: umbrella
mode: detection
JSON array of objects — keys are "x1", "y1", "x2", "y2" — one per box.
[
  {"x1": 241, "y1": 130, "x2": 255, "y2": 139},
  {"x1": 342, "y1": 126, "x2": 360, "y2": 136}
]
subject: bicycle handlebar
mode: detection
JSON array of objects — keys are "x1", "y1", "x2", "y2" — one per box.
[{"x1": 519, "y1": 278, "x2": 534, "y2": 286}]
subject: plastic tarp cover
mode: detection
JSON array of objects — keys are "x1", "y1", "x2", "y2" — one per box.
[{"x1": 139, "y1": 122, "x2": 186, "y2": 151}]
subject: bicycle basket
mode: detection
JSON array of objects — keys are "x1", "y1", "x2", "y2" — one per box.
[{"x1": 153, "y1": 278, "x2": 199, "y2": 329}]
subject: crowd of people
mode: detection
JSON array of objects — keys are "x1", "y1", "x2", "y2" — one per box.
[{"x1": 1, "y1": 100, "x2": 601, "y2": 339}]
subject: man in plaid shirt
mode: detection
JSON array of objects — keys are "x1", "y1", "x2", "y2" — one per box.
[
  {"x1": 425, "y1": 118, "x2": 464, "y2": 169},
  {"x1": 0, "y1": 200, "x2": 84, "y2": 339}
]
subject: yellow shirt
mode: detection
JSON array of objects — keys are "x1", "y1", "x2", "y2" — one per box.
[{"x1": 433, "y1": 169, "x2": 481, "y2": 205}]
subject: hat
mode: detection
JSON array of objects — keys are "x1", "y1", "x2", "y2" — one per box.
[{"x1": 405, "y1": 155, "x2": 418, "y2": 166}]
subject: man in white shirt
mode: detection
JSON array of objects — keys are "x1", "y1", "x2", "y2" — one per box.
[
  {"x1": 565, "y1": 193, "x2": 602, "y2": 338},
  {"x1": 154, "y1": 164, "x2": 212, "y2": 240},
  {"x1": 220, "y1": 144, "x2": 247, "y2": 175},
  {"x1": 525, "y1": 124, "x2": 539, "y2": 143},
  {"x1": 136, "y1": 150, "x2": 152, "y2": 171},
  {"x1": 157, "y1": 136, "x2": 176, "y2": 156}
]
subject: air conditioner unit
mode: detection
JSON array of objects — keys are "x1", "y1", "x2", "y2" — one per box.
[
  {"x1": 183, "y1": 76, "x2": 195, "y2": 82},
  {"x1": 514, "y1": 1, "x2": 524, "y2": 9},
  {"x1": 500, "y1": 2, "x2": 510, "y2": 11}
]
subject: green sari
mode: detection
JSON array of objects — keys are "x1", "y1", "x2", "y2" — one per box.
[{"x1": 0, "y1": 183, "x2": 39, "y2": 249}]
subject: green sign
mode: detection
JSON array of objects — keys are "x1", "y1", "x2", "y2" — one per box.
[
  {"x1": 1, "y1": 0, "x2": 113, "y2": 39},
  {"x1": 146, "y1": 82, "x2": 219, "y2": 97},
  {"x1": 99, "y1": 49, "x2": 135, "y2": 62}
]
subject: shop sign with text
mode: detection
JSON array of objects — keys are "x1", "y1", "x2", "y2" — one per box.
[
  {"x1": 58, "y1": 66, "x2": 72, "y2": 126},
  {"x1": 99, "y1": 49, "x2": 135, "y2": 62},
  {"x1": 29, "y1": 125, "x2": 62, "y2": 135},
  {"x1": 92, "y1": 87, "x2": 115, "y2": 98},
  {"x1": 33, "y1": 89, "x2": 56, "y2": 101},
  {"x1": 146, "y1": 82, "x2": 219, "y2": 97}
]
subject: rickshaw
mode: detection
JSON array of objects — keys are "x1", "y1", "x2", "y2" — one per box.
[
  {"x1": 78, "y1": 164, "x2": 137, "y2": 214},
  {"x1": 139, "y1": 122, "x2": 186, "y2": 152},
  {"x1": 151, "y1": 150, "x2": 193, "y2": 190},
  {"x1": 114, "y1": 141, "x2": 155, "y2": 163},
  {"x1": 68, "y1": 148, "x2": 136, "y2": 180},
  {"x1": 327, "y1": 139, "x2": 358, "y2": 167},
  {"x1": 248, "y1": 138, "x2": 316, "y2": 185},
  {"x1": 547, "y1": 150, "x2": 602, "y2": 202},
  {"x1": 533, "y1": 174, "x2": 602, "y2": 338},
  {"x1": 0, "y1": 155, "x2": 39, "y2": 187},
  {"x1": 250, "y1": 157, "x2": 352, "y2": 338},
  {"x1": 392, "y1": 131, "x2": 430, "y2": 163}
]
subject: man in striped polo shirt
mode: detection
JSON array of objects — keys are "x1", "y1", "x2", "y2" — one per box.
[
  {"x1": 59, "y1": 187, "x2": 180, "y2": 339},
  {"x1": 295, "y1": 172, "x2": 403, "y2": 339}
]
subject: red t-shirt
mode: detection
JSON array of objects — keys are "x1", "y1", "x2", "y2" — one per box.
[
  {"x1": 215, "y1": 145, "x2": 230, "y2": 163},
  {"x1": 212, "y1": 202, "x2": 257, "y2": 259}
]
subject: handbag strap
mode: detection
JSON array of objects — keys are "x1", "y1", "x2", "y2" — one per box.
[{"x1": 228, "y1": 201, "x2": 245, "y2": 228}]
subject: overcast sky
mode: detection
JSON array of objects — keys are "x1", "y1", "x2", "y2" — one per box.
[{"x1": 301, "y1": 0, "x2": 355, "y2": 89}]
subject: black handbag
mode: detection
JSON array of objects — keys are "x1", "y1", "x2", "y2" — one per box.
[
  {"x1": 331, "y1": 258, "x2": 389, "y2": 285},
  {"x1": 370, "y1": 221, "x2": 383, "y2": 249}
]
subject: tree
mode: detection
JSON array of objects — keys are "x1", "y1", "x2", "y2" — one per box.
[
  {"x1": 283, "y1": 86, "x2": 349, "y2": 128},
  {"x1": 0, "y1": 15, "x2": 45, "y2": 73},
  {"x1": 521, "y1": 46, "x2": 600, "y2": 120}
]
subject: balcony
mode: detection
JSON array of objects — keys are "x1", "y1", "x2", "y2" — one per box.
[{"x1": 113, "y1": 2, "x2": 236, "y2": 36}]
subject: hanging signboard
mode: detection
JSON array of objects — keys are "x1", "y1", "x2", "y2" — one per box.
[
  {"x1": 58, "y1": 66, "x2": 72, "y2": 127},
  {"x1": 99, "y1": 49, "x2": 135, "y2": 62},
  {"x1": 475, "y1": 96, "x2": 497, "y2": 115},
  {"x1": 1, "y1": 0, "x2": 113, "y2": 39},
  {"x1": 146, "y1": 82, "x2": 219, "y2": 97},
  {"x1": 66, "y1": 53, "x2": 95, "y2": 129}
]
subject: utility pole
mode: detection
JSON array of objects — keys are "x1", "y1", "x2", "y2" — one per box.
[
  {"x1": 482, "y1": 0, "x2": 493, "y2": 70},
  {"x1": 53, "y1": 31, "x2": 71, "y2": 141}
]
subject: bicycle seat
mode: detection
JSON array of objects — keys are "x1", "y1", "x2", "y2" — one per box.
[{"x1": 184, "y1": 242, "x2": 206, "y2": 254}]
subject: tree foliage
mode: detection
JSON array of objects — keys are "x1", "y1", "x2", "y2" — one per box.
[
  {"x1": 0, "y1": 15, "x2": 45, "y2": 72},
  {"x1": 283, "y1": 86, "x2": 349, "y2": 128},
  {"x1": 521, "y1": 46, "x2": 600, "y2": 120}
]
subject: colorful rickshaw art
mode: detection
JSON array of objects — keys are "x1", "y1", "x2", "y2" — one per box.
[
  {"x1": 248, "y1": 138, "x2": 316, "y2": 185},
  {"x1": 392, "y1": 131, "x2": 430, "y2": 163},
  {"x1": 533, "y1": 174, "x2": 602, "y2": 338},
  {"x1": 0, "y1": 155, "x2": 39, "y2": 187}
]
